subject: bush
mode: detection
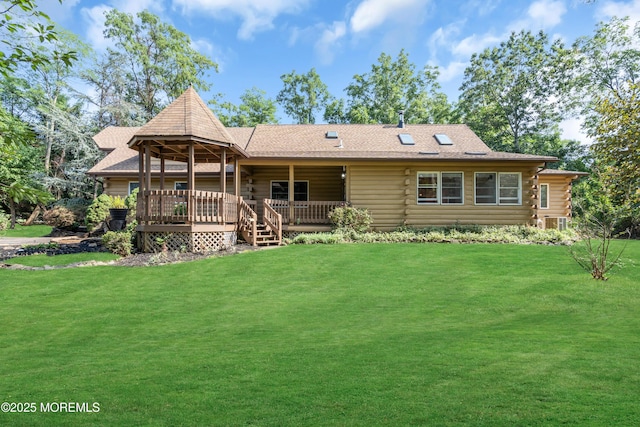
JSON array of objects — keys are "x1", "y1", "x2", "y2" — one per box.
[
  {"x1": 86, "y1": 194, "x2": 113, "y2": 231},
  {"x1": 43, "y1": 206, "x2": 76, "y2": 229},
  {"x1": 125, "y1": 188, "x2": 138, "y2": 221},
  {"x1": 328, "y1": 206, "x2": 373, "y2": 233},
  {"x1": 54, "y1": 198, "x2": 91, "y2": 226},
  {"x1": 0, "y1": 211, "x2": 9, "y2": 232},
  {"x1": 102, "y1": 230, "x2": 133, "y2": 257}
]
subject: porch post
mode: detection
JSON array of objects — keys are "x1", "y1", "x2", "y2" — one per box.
[
  {"x1": 220, "y1": 148, "x2": 227, "y2": 193},
  {"x1": 233, "y1": 157, "x2": 240, "y2": 196},
  {"x1": 159, "y1": 155, "x2": 165, "y2": 219},
  {"x1": 288, "y1": 164, "x2": 295, "y2": 225}
]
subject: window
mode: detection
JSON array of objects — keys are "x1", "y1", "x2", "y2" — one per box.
[
  {"x1": 174, "y1": 182, "x2": 188, "y2": 190},
  {"x1": 417, "y1": 172, "x2": 463, "y2": 205},
  {"x1": 417, "y1": 172, "x2": 438, "y2": 204},
  {"x1": 128, "y1": 182, "x2": 139, "y2": 195},
  {"x1": 475, "y1": 173, "x2": 496, "y2": 204},
  {"x1": 270, "y1": 181, "x2": 309, "y2": 201},
  {"x1": 474, "y1": 172, "x2": 522, "y2": 205},
  {"x1": 499, "y1": 173, "x2": 520, "y2": 204},
  {"x1": 540, "y1": 184, "x2": 549, "y2": 209}
]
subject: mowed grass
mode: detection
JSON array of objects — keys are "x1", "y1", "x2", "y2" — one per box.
[
  {"x1": 0, "y1": 224, "x2": 52, "y2": 238},
  {"x1": 0, "y1": 242, "x2": 638, "y2": 426}
]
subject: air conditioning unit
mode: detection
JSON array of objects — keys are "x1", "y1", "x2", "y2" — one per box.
[{"x1": 545, "y1": 217, "x2": 567, "y2": 231}]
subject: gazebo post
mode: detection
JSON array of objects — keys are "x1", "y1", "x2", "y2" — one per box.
[
  {"x1": 144, "y1": 142, "x2": 151, "y2": 220},
  {"x1": 159, "y1": 155, "x2": 165, "y2": 218},
  {"x1": 188, "y1": 143, "x2": 195, "y2": 223},
  {"x1": 138, "y1": 146, "x2": 144, "y2": 224},
  {"x1": 220, "y1": 148, "x2": 227, "y2": 223}
]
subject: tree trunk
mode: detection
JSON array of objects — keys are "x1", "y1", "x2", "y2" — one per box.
[
  {"x1": 24, "y1": 204, "x2": 42, "y2": 226},
  {"x1": 9, "y1": 199, "x2": 17, "y2": 229}
]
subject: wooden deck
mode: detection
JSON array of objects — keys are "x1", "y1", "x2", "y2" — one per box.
[{"x1": 136, "y1": 190, "x2": 342, "y2": 249}]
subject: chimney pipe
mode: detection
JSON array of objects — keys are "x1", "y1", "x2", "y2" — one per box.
[{"x1": 398, "y1": 110, "x2": 405, "y2": 128}]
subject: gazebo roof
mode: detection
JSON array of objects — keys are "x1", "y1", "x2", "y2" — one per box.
[{"x1": 127, "y1": 86, "x2": 249, "y2": 162}]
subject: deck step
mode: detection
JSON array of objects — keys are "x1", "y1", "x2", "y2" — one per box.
[{"x1": 242, "y1": 222, "x2": 281, "y2": 246}]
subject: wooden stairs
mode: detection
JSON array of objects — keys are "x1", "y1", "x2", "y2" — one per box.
[{"x1": 241, "y1": 222, "x2": 281, "y2": 246}]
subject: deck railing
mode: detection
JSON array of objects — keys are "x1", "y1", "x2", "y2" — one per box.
[
  {"x1": 264, "y1": 199, "x2": 343, "y2": 224},
  {"x1": 237, "y1": 198, "x2": 258, "y2": 246},
  {"x1": 138, "y1": 190, "x2": 239, "y2": 224}
]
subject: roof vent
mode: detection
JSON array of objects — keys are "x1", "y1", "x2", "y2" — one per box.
[
  {"x1": 399, "y1": 133, "x2": 414, "y2": 145},
  {"x1": 434, "y1": 134, "x2": 453, "y2": 145},
  {"x1": 398, "y1": 110, "x2": 405, "y2": 128},
  {"x1": 465, "y1": 151, "x2": 487, "y2": 156},
  {"x1": 326, "y1": 131, "x2": 338, "y2": 139}
]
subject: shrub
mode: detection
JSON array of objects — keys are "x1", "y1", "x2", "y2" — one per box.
[
  {"x1": 125, "y1": 188, "x2": 138, "y2": 221},
  {"x1": 102, "y1": 230, "x2": 133, "y2": 257},
  {"x1": 43, "y1": 206, "x2": 76, "y2": 229},
  {"x1": 0, "y1": 211, "x2": 9, "y2": 232},
  {"x1": 111, "y1": 195, "x2": 126, "y2": 209},
  {"x1": 328, "y1": 206, "x2": 373, "y2": 233},
  {"x1": 54, "y1": 198, "x2": 91, "y2": 226},
  {"x1": 86, "y1": 194, "x2": 113, "y2": 231}
]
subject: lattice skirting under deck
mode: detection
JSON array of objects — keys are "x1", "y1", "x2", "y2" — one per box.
[{"x1": 140, "y1": 231, "x2": 237, "y2": 253}]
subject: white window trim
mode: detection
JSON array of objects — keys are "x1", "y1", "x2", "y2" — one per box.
[
  {"x1": 474, "y1": 172, "x2": 522, "y2": 206},
  {"x1": 128, "y1": 181, "x2": 139, "y2": 195},
  {"x1": 417, "y1": 172, "x2": 464, "y2": 205},
  {"x1": 270, "y1": 180, "x2": 310, "y2": 201},
  {"x1": 540, "y1": 183, "x2": 549, "y2": 209}
]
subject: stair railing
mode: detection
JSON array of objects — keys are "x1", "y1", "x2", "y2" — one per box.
[
  {"x1": 263, "y1": 198, "x2": 283, "y2": 243},
  {"x1": 237, "y1": 197, "x2": 258, "y2": 246}
]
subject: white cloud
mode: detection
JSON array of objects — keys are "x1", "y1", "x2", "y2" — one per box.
[
  {"x1": 452, "y1": 32, "x2": 502, "y2": 57},
  {"x1": 315, "y1": 21, "x2": 347, "y2": 65},
  {"x1": 560, "y1": 117, "x2": 591, "y2": 144},
  {"x1": 112, "y1": 0, "x2": 164, "y2": 15},
  {"x1": 172, "y1": 0, "x2": 310, "y2": 40},
  {"x1": 464, "y1": 0, "x2": 502, "y2": 16},
  {"x1": 81, "y1": 5, "x2": 112, "y2": 51},
  {"x1": 428, "y1": 21, "x2": 465, "y2": 60},
  {"x1": 507, "y1": 0, "x2": 567, "y2": 32},
  {"x1": 350, "y1": 0, "x2": 430, "y2": 33},
  {"x1": 437, "y1": 61, "x2": 467, "y2": 83},
  {"x1": 36, "y1": 0, "x2": 81, "y2": 25},
  {"x1": 598, "y1": 0, "x2": 640, "y2": 23}
]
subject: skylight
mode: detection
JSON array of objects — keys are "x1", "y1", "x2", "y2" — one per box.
[
  {"x1": 326, "y1": 131, "x2": 338, "y2": 139},
  {"x1": 434, "y1": 134, "x2": 453, "y2": 145},
  {"x1": 398, "y1": 133, "x2": 415, "y2": 145}
]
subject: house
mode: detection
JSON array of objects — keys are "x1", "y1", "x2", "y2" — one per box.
[{"x1": 88, "y1": 87, "x2": 587, "y2": 252}]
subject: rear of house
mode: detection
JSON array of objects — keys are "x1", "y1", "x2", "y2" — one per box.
[{"x1": 87, "y1": 88, "x2": 586, "y2": 250}]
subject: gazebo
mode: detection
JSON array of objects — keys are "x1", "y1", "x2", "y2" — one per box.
[{"x1": 127, "y1": 87, "x2": 256, "y2": 252}]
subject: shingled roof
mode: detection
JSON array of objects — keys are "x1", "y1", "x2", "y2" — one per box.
[{"x1": 127, "y1": 86, "x2": 249, "y2": 162}]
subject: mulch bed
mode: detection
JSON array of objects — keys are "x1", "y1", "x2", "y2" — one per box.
[{"x1": 0, "y1": 238, "x2": 266, "y2": 269}]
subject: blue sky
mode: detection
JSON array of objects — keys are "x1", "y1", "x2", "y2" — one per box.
[{"x1": 39, "y1": 0, "x2": 640, "y2": 143}]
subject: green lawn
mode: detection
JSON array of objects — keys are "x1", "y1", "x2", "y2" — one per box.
[
  {"x1": 0, "y1": 242, "x2": 638, "y2": 426},
  {"x1": 0, "y1": 224, "x2": 52, "y2": 238}
]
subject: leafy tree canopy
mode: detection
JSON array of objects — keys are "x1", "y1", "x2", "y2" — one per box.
[
  {"x1": 344, "y1": 49, "x2": 455, "y2": 124},
  {"x1": 103, "y1": 9, "x2": 217, "y2": 118},
  {"x1": 277, "y1": 68, "x2": 331, "y2": 124}
]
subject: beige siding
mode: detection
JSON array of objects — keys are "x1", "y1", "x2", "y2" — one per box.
[
  {"x1": 538, "y1": 175, "x2": 573, "y2": 220},
  {"x1": 348, "y1": 162, "x2": 540, "y2": 230},
  {"x1": 103, "y1": 177, "x2": 232, "y2": 197},
  {"x1": 246, "y1": 165, "x2": 343, "y2": 204}
]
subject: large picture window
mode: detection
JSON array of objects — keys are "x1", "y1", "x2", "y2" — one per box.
[
  {"x1": 417, "y1": 172, "x2": 463, "y2": 205},
  {"x1": 270, "y1": 181, "x2": 309, "y2": 201},
  {"x1": 475, "y1": 172, "x2": 521, "y2": 205}
]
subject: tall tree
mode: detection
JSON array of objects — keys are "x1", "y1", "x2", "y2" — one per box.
[
  {"x1": 459, "y1": 30, "x2": 575, "y2": 153},
  {"x1": 277, "y1": 68, "x2": 331, "y2": 124},
  {"x1": 344, "y1": 50, "x2": 454, "y2": 124},
  {"x1": 573, "y1": 17, "x2": 640, "y2": 135},
  {"x1": 103, "y1": 9, "x2": 217, "y2": 118},
  {"x1": 212, "y1": 87, "x2": 278, "y2": 127},
  {"x1": 588, "y1": 82, "x2": 640, "y2": 217},
  {"x1": 0, "y1": 0, "x2": 76, "y2": 77}
]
